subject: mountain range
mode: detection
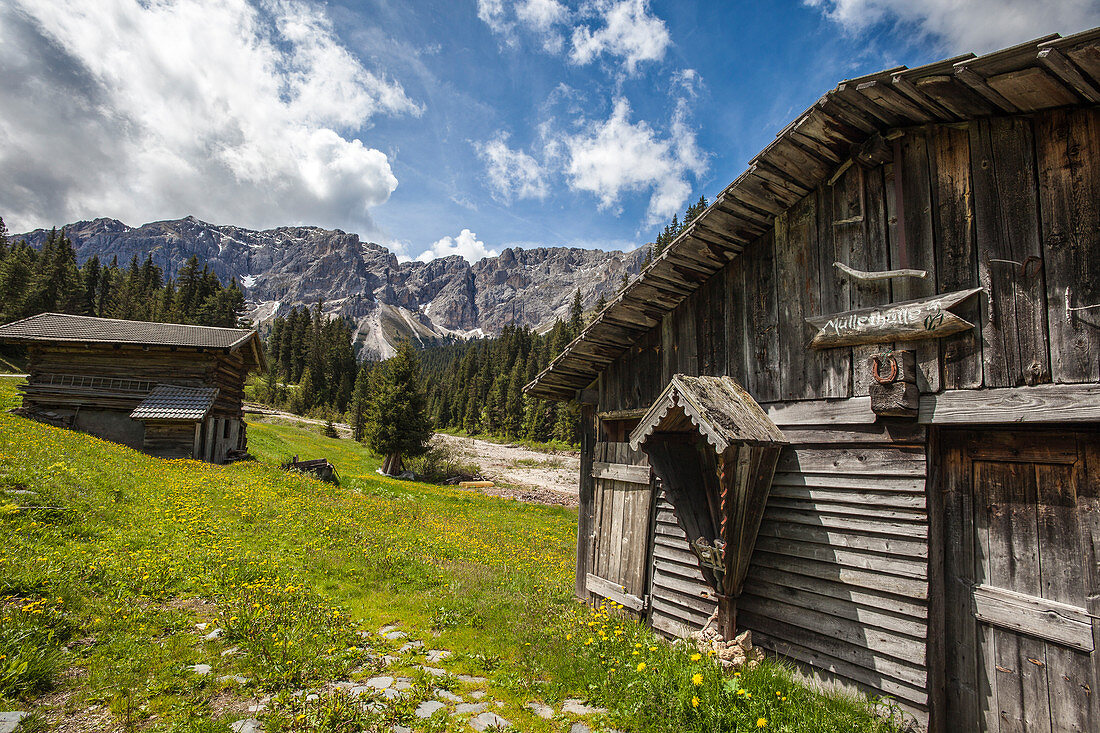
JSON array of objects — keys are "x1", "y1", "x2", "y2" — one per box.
[{"x1": 13, "y1": 217, "x2": 646, "y2": 358}]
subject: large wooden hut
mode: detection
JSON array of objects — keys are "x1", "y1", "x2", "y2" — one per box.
[
  {"x1": 526, "y1": 29, "x2": 1100, "y2": 732},
  {"x1": 0, "y1": 312, "x2": 265, "y2": 463}
]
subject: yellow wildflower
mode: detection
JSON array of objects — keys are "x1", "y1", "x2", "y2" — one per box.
[
  {"x1": 692, "y1": 672, "x2": 703, "y2": 685},
  {"x1": 636, "y1": 662, "x2": 646, "y2": 672},
  {"x1": 690, "y1": 653, "x2": 701, "y2": 661},
  {"x1": 756, "y1": 718, "x2": 767, "y2": 728},
  {"x1": 691, "y1": 696, "x2": 699, "y2": 708}
]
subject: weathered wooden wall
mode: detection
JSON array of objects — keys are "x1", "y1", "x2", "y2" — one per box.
[
  {"x1": 739, "y1": 431, "x2": 930, "y2": 714},
  {"x1": 22, "y1": 344, "x2": 250, "y2": 419},
  {"x1": 591, "y1": 106, "x2": 1100, "y2": 725},
  {"x1": 597, "y1": 107, "x2": 1100, "y2": 414}
]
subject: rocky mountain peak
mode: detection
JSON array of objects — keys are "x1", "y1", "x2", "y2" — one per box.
[{"x1": 13, "y1": 217, "x2": 646, "y2": 359}]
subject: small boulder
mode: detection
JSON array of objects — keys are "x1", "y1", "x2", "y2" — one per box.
[
  {"x1": 188, "y1": 664, "x2": 212, "y2": 676},
  {"x1": 453, "y1": 702, "x2": 488, "y2": 715},
  {"x1": 230, "y1": 720, "x2": 261, "y2": 733},
  {"x1": 526, "y1": 701, "x2": 554, "y2": 719},
  {"x1": 470, "y1": 712, "x2": 511, "y2": 731},
  {"x1": 415, "y1": 700, "x2": 447, "y2": 718}
]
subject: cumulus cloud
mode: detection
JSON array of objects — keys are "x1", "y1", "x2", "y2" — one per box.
[
  {"x1": 570, "y1": 0, "x2": 670, "y2": 73},
  {"x1": 475, "y1": 134, "x2": 549, "y2": 202},
  {"x1": 805, "y1": 0, "x2": 1100, "y2": 53},
  {"x1": 565, "y1": 98, "x2": 705, "y2": 224},
  {"x1": 416, "y1": 229, "x2": 499, "y2": 263},
  {"x1": 0, "y1": 0, "x2": 420, "y2": 233},
  {"x1": 478, "y1": 0, "x2": 569, "y2": 51}
]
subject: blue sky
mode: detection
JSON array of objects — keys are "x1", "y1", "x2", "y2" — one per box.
[{"x1": 2, "y1": 0, "x2": 1098, "y2": 261}]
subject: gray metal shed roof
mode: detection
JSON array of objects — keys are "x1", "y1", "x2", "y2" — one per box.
[
  {"x1": 0, "y1": 313, "x2": 256, "y2": 350},
  {"x1": 130, "y1": 385, "x2": 219, "y2": 421}
]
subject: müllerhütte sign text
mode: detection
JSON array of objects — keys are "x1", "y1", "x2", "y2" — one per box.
[{"x1": 806, "y1": 287, "x2": 982, "y2": 349}]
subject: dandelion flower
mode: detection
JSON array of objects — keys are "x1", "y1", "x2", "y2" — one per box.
[
  {"x1": 637, "y1": 662, "x2": 646, "y2": 672},
  {"x1": 692, "y1": 672, "x2": 703, "y2": 685},
  {"x1": 691, "y1": 696, "x2": 699, "y2": 708},
  {"x1": 690, "y1": 653, "x2": 701, "y2": 661},
  {"x1": 756, "y1": 718, "x2": 767, "y2": 728}
]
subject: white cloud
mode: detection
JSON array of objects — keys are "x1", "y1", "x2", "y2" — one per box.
[
  {"x1": 417, "y1": 229, "x2": 499, "y2": 263},
  {"x1": 478, "y1": 0, "x2": 569, "y2": 51},
  {"x1": 570, "y1": 0, "x2": 670, "y2": 73},
  {"x1": 475, "y1": 134, "x2": 549, "y2": 202},
  {"x1": 0, "y1": 0, "x2": 420, "y2": 233},
  {"x1": 805, "y1": 0, "x2": 1100, "y2": 53},
  {"x1": 565, "y1": 98, "x2": 705, "y2": 224}
]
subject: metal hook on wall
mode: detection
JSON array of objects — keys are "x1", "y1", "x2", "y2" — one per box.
[{"x1": 988, "y1": 255, "x2": 1043, "y2": 278}]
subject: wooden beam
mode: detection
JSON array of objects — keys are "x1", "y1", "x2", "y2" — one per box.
[
  {"x1": 971, "y1": 584, "x2": 1094, "y2": 653},
  {"x1": 918, "y1": 384, "x2": 1100, "y2": 424},
  {"x1": 1036, "y1": 47, "x2": 1100, "y2": 103},
  {"x1": 591, "y1": 461, "x2": 651, "y2": 485},
  {"x1": 586, "y1": 573, "x2": 647, "y2": 612},
  {"x1": 762, "y1": 396, "x2": 875, "y2": 426}
]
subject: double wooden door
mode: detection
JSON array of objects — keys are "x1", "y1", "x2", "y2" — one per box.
[{"x1": 942, "y1": 429, "x2": 1100, "y2": 732}]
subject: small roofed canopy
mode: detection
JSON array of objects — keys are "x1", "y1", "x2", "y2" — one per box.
[
  {"x1": 0, "y1": 312, "x2": 266, "y2": 372},
  {"x1": 630, "y1": 375, "x2": 785, "y2": 639},
  {"x1": 629, "y1": 375, "x2": 787, "y2": 452},
  {"x1": 130, "y1": 385, "x2": 219, "y2": 422}
]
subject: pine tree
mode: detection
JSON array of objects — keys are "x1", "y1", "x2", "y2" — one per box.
[
  {"x1": 365, "y1": 339, "x2": 433, "y2": 476},
  {"x1": 299, "y1": 368, "x2": 317, "y2": 413},
  {"x1": 568, "y1": 289, "x2": 583, "y2": 337}
]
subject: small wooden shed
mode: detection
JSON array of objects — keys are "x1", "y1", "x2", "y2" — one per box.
[
  {"x1": 526, "y1": 29, "x2": 1100, "y2": 733},
  {"x1": 0, "y1": 312, "x2": 266, "y2": 463}
]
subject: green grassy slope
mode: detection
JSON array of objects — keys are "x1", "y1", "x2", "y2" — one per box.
[{"x1": 0, "y1": 376, "x2": 903, "y2": 732}]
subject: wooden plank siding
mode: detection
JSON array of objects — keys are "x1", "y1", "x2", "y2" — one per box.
[
  {"x1": 600, "y1": 108, "x2": 1100, "y2": 411},
  {"x1": 585, "y1": 105, "x2": 1100, "y2": 729},
  {"x1": 740, "y1": 436, "x2": 930, "y2": 717}
]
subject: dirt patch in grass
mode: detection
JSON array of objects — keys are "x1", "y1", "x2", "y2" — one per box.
[{"x1": 435, "y1": 433, "x2": 579, "y2": 505}]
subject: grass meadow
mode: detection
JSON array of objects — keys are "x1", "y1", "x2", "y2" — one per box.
[{"x1": 0, "y1": 376, "x2": 904, "y2": 732}]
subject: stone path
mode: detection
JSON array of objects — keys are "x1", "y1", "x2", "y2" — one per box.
[
  {"x1": 195, "y1": 620, "x2": 619, "y2": 733},
  {"x1": 0, "y1": 712, "x2": 27, "y2": 733}
]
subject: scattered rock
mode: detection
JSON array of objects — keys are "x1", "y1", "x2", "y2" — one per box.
[
  {"x1": 188, "y1": 664, "x2": 212, "y2": 675},
  {"x1": 453, "y1": 702, "x2": 488, "y2": 715},
  {"x1": 393, "y1": 727, "x2": 413, "y2": 733},
  {"x1": 456, "y1": 673, "x2": 488, "y2": 683},
  {"x1": 398, "y1": 640, "x2": 424, "y2": 653},
  {"x1": 0, "y1": 712, "x2": 27, "y2": 733},
  {"x1": 468, "y1": 690, "x2": 486, "y2": 699},
  {"x1": 383, "y1": 688, "x2": 405, "y2": 700},
  {"x1": 379, "y1": 624, "x2": 400, "y2": 634},
  {"x1": 562, "y1": 699, "x2": 608, "y2": 716},
  {"x1": 415, "y1": 700, "x2": 447, "y2": 718},
  {"x1": 469, "y1": 711, "x2": 511, "y2": 731},
  {"x1": 365, "y1": 676, "x2": 394, "y2": 690},
  {"x1": 417, "y1": 665, "x2": 447, "y2": 676},
  {"x1": 246, "y1": 702, "x2": 267, "y2": 713},
  {"x1": 688, "y1": 612, "x2": 764, "y2": 669},
  {"x1": 230, "y1": 720, "x2": 261, "y2": 733},
  {"x1": 218, "y1": 675, "x2": 249, "y2": 685},
  {"x1": 437, "y1": 689, "x2": 463, "y2": 703},
  {"x1": 383, "y1": 630, "x2": 407, "y2": 641},
  {"x1": 569, "y1": 724, "x2": 592, "y2": 733},
  {"x1": 204, "y1": 628, "x2": 223, "y2": 641},
  {"x1": 382, "y1": 655, "x2": 399, "y2": 666},
  {"x1": 526, "y1": 701, "x2": 554, "y2": 719},
  {"x1": 392, "y1": 678, "x2": 413, "y2": 691},
  {"x1": 195, "y1": 622, "x2": 209, "y2": 631},
  {"x1": 358, "y1": 630, "x2": 372, "y2": 639},
  {"x1": 221, "y1": 646, "x2": 241, "y2": 657},
  {"x1": 426, "y1": 648, "x2": 452, "y2": 663}
]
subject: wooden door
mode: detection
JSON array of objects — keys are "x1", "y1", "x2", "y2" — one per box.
[
  {"x1": 942, "y1": 429, "x2": 1100, "y2": 733},
  {"x1": 586, "y1": 441, "x2": 654, "y2": 612}
]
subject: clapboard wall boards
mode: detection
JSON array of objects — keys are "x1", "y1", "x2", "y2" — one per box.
[
  {"x1": 596, "y1": 107, "x2": 1100, "y2": 415},
  {"x1": 739, "y1": 437, "x2": 930, "y2": 712},
  {"x1": 647, "y1": 432, "x2": 931, "y2": 715},
  {"x1": 649, "y1": 490, "x2": 719, "y2": 638}
]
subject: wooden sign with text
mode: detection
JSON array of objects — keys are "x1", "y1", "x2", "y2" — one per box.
[{"x1": 806, "y1": 287, "x2": 982, "y2": 349}]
